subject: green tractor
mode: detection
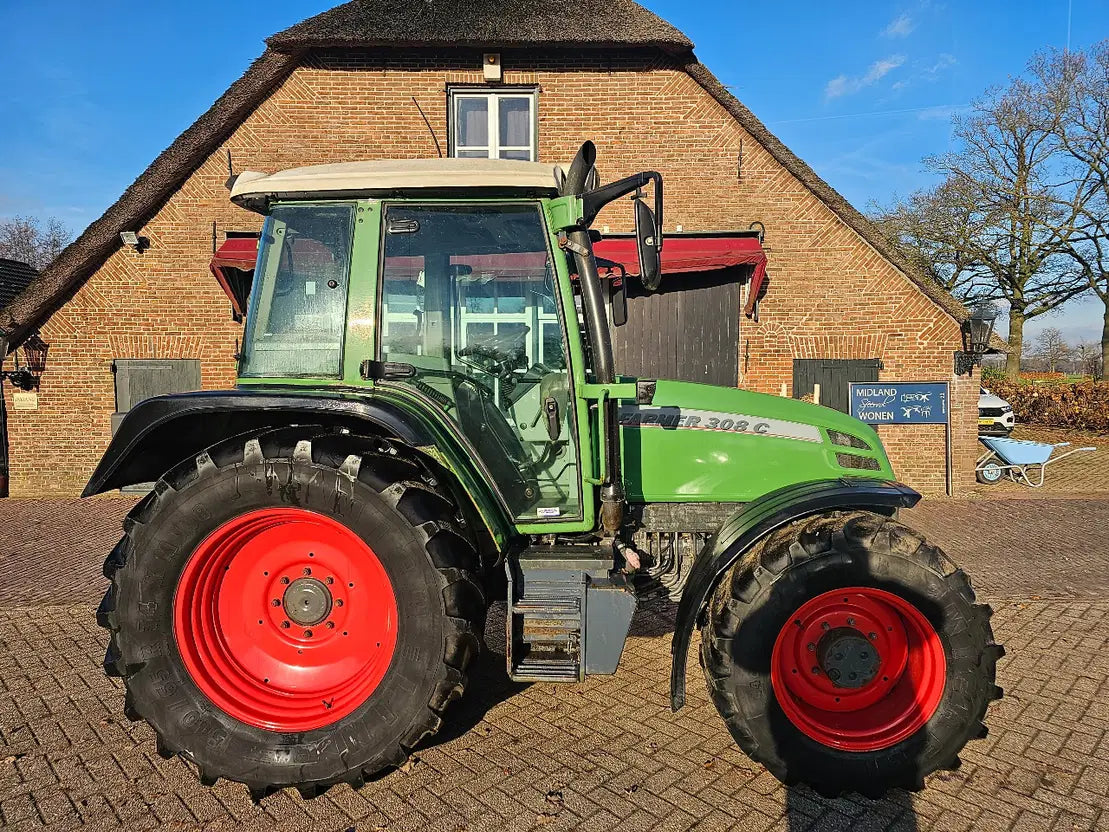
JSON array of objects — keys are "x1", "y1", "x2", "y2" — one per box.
[{"x1": 86, "y1": 142, "x2": 1001, "y2": 800}]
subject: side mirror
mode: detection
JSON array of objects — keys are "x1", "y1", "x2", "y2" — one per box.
[{"x1": 634, "y1": 198, "x2": 661, "y2": 291}]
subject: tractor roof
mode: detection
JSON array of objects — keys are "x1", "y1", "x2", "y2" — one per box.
[{"x1": 230, "y1": 159, "x2": 565, "y2": 210}]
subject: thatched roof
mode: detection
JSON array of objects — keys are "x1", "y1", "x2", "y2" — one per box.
[
  {"x1": 267, "y1": 0, "x2": 693, "y2": 53},
  {"x1": 2, "y1": 0, "x2": 986, "y2": 351},
  {"x1": 0, "y1": 258, "x2": 38, "y2": 314}
]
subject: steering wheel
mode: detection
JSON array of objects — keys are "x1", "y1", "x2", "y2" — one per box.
[{"x1": 458, "y1": 342, "x2": 526, "y2": 384}]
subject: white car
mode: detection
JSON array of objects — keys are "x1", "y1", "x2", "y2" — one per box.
[{"x1": 978, "y1": 387, "x2": 1015, "y2": 436}]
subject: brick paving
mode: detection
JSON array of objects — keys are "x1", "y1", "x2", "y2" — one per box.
[{"x1": 1, "y1": 498, "x2": 1108, "y2": 831}]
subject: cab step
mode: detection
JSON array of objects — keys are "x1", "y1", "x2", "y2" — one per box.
[{"x1": 507, "y1": 546, "x2": 637, "y2": 683}]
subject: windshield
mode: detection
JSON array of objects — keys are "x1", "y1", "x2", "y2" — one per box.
[{"x1": 240, "y1": 203, "x2": 355, "y2": 378}]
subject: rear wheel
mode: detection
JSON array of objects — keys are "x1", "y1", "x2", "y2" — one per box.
[
  {"x1": 97, "y1": 428, "x2": 485, "y2": 798},
  {"x1": 700, "y1": 511, "x2": 1002, "y2": 797}
]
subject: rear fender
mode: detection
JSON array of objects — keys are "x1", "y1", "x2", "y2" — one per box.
[
  {"x1": 82, "y1": 390, "x2": 514, "y2": 546},
  {"x1": 668, "y1": 478, "x2": 921, "y2": 711}
]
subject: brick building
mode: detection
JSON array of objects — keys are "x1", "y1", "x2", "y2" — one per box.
[{"x1": 0, "y1": 0, "x2": 984, "y2": 497}]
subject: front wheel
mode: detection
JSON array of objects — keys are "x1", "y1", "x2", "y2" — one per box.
[
  {"x1": 977, "y1": 459, "x2": 1005, "y2": 485},
  {"x1": 700, "y1": 511, "x2": 1002, "y2": 797}
]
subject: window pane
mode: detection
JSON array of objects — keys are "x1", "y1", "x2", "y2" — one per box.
[
  {"x1": 499, "y1": 149, "x2": 533, "y2": 161},
  {"x1": 499, "y1": 97, "x2": 531, "y2": 148},
  {"x1": 241, "y1": 205, "x2": 353, "y2": 378},
  {"x1": 455, "y1": 97, "x2": 488, "y2": 147},
  {"x1": 457, "y1": 149, "x2": 492, "y2": 159}
]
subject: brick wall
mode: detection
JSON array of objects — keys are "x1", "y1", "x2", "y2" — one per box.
[{"x1": 4, "y1": 48, "x2": 977, "y2": 497}]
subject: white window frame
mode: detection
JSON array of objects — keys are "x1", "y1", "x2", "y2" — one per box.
[{"x1": 449, "y1": 88, "x2": 538, "y2": 161}]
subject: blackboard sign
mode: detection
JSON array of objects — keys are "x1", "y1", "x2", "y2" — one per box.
[{"x1": 849, "y1": 382, "x2": 949, "y2": 425}]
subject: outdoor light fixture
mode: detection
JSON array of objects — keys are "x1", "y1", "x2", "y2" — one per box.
[
  {"x1": 954, "y1": 301, "x2": 998, "y2": 375},
  {"x1": 119, "y1": 230, "x2": 150, "y2": 252},
  {"x1": 0, "y1": 332, "x2": 49, "y2": 391}
]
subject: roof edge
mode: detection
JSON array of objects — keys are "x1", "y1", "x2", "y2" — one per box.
[
  {"x1": 2, "y1": 48, "x2": 301, "y2": 348},
  {"x1": 681, "y1": 59, "x2": 981, "y2": 332}
]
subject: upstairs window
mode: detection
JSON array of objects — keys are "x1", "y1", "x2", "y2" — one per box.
[{"x1": 449, "y1": 89, "x2": 537, "y2": 161}]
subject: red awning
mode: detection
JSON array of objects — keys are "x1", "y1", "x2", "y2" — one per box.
[
  {"x1": 210, "y1": 230, "x2": 770, "y2": 319},
  {"x1": 210, "y1": 235, "x2": 260, "y2": 319},
  {"x1": 593, "y1": 234, "x2": 768, "y2": 318}
]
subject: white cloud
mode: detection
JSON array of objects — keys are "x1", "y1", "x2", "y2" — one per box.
[
  {"x1": 890, "y1": 54, "x2": 958, "y2": 94},
  {"x1": 882, "y1": 13, "x2": 915, "y2": 38},
  {"x1": 825, "y1": 55, "x2": 906, "y2": 99}
]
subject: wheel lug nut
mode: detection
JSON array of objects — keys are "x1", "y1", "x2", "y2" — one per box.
[
  {"x1": 336, "y1": 599, "x2": 344, "y2": 607},
  {"x1": 847, "y1": 617, "x2": 856, "y2": 626},
  {"x1": 806, "y1": 642, "x2": 815, "y2": 652},
  {"x1": 821, "y1": 622, "x2": 830, "y2": 631},
  {"x1": 811, "y1": 666, "x2": 820, "y2": 674},
  {"x1": 868, "y1": 632, "x2": 877, "y2": 640},
  {"x1": 271, "y1": 599, "x2": 281, "y2": 607},
  {"x1": 326, "y1": 622, "x2": 335, "y2": 629},
  {"x1": 303, "y1": 567, "x2": 312, "y2": 576},
  {"x1": 304, "y1": 629, "x2": 313, "y2": 638},
  {"x1": 281, "y1": 621, "x2": 290, "y2": 629},
  {"x1": 326, "y1": 577, "x2": 334, "y2": 585},
  {"x1": 280, "y1": 577, "x2": 290, "y2": 585}
]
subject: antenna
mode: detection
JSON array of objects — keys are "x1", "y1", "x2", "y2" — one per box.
[{"x1": 412, "y1": 96, "x2": 444, "y2": 158}]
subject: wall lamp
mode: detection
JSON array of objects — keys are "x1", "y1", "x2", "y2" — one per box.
[
  {"x1": 954, "y1": 301, "x2": 998, "y2": 376},
  {"x1": 0, "y1": 332, "x2": 50, "y2": 391},
  {"x1": 120, "y1": 230, "x2": 150, "y2": 253}
]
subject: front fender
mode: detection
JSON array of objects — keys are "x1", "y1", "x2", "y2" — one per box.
[{"x1": 669, "y1": 478, "x2": 921, "y2": 711}]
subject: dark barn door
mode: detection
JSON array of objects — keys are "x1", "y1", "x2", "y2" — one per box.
[
  {"x1": 792, "y1": 358, "x2": 881, "y2": 413},
  {"x1": 611, "y1": 270, "x2": 742, "y2": 386}
]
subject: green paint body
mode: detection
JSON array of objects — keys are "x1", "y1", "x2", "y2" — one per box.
[{"x1": 237, "y1": 195, "x2": 896, "y2": 543}]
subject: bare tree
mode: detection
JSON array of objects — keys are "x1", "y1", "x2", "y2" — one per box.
[
  {"x1": 874, "y1": 68, "x2": 1099, "y2": 377},
  {"x1": 1031, "y1": 327, "x2": 1072, "y2": 373},
  {"x1": 869, "y1": 177, "x2": 996, "y2": 300},
  {"x1": 929, "y1": 74, "x2": 1096, "y2": 376},
  {"x1": 1034, "y1": 41, "x2": 1109, "y2": 376},
  {"x1": 0, "y1": 216, "x2": 71, "y2": 271}
]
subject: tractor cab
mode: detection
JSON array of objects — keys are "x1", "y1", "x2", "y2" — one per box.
[{"x1": 227, "y1": 154, "x2": 665, "y2": 529}]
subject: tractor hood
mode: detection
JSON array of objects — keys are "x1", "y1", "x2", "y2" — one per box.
[{"x1": 618, "y1": 379, "x2": 896, "y2": 503}]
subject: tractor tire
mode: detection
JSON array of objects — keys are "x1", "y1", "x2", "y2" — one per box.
[
  {"x1": 97, "y1": 427, "x2": 485, "y2": 799},
  {"x1": 700, "y1": 510, "x2": 1002, "y2": 798}
]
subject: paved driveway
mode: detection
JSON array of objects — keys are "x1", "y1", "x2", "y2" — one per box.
[{"x1": 1, "y1": 497, "x2": 1107, "y2": 831}]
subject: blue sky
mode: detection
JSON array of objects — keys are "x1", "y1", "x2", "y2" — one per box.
[{"x1": 0, "y1": 0, "x2": 1105, "y2": 344}]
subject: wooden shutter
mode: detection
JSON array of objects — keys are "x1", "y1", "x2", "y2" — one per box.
[{"x1": 792, "y1": 358, "x2": 881, "y2": 413}]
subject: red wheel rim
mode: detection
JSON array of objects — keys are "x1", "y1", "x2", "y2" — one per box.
[
  {"x1": 173, "y1": 508, "x2": 398, "y2": 732},
  {"x1": 770, "y1": 587, "x2": 946, "y2": 752}
]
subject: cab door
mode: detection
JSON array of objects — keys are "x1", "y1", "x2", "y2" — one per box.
[{"x1": 375, "y1": 202, "x2": 586, "y2": 524}]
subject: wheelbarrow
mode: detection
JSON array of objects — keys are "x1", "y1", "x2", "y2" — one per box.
[{"x1": 976, "y1": 436, "x2": 1096, "y2": 487}]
